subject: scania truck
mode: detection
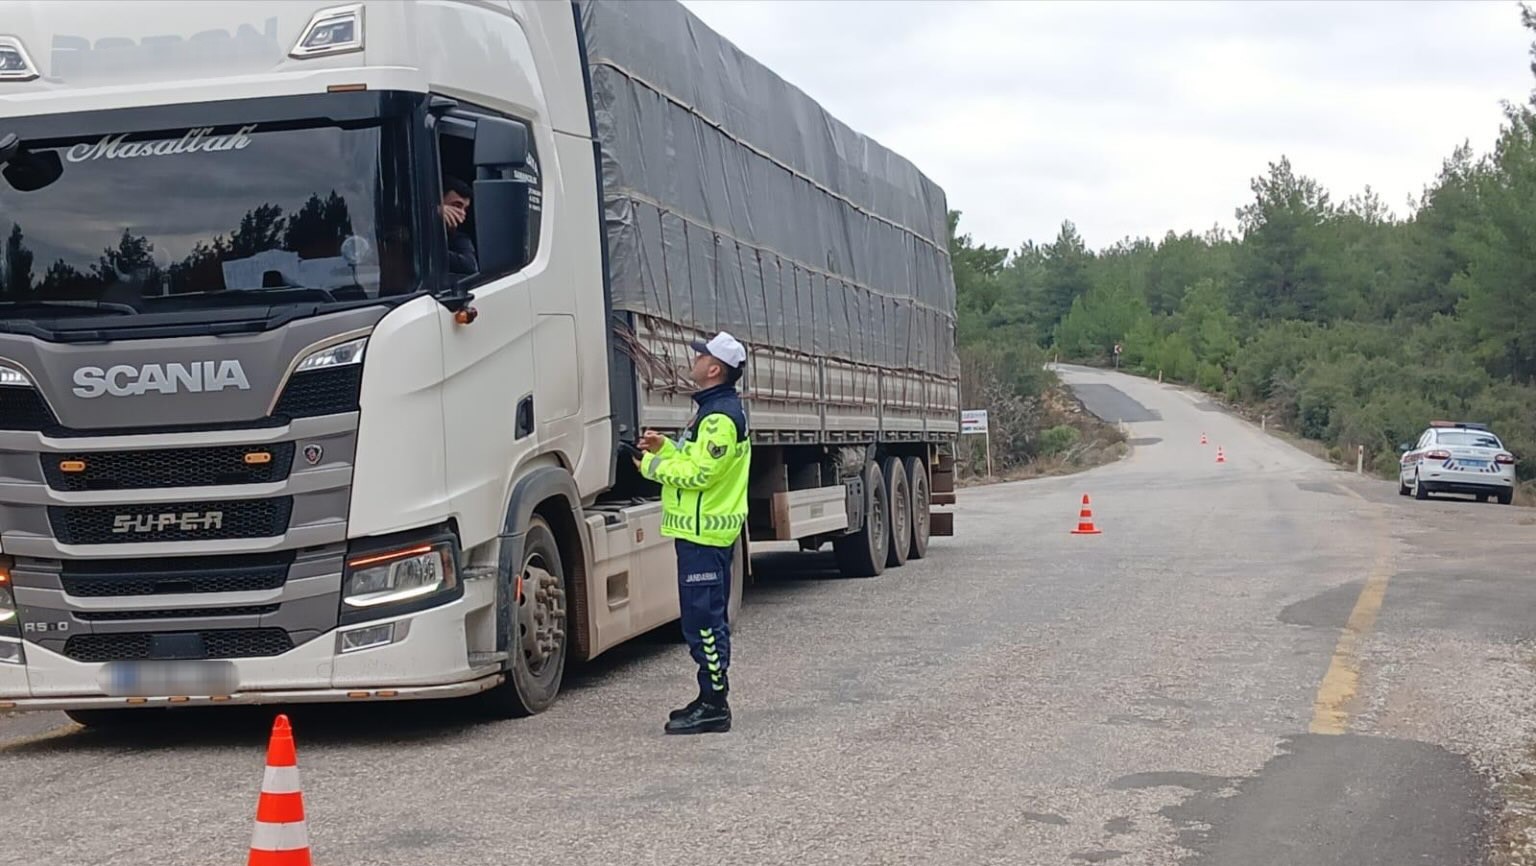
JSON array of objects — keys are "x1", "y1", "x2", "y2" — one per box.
[{"x1": 0, "y1": 0, "x2": 960, "y2": 726}]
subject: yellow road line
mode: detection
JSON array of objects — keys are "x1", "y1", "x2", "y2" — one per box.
[{"x1": 1309, "y1": 495, "x2": 1394, "y2": 735}]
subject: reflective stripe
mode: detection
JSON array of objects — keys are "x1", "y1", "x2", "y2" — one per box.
[
  {"x1": 250, "y1": 821, "x2": 310, "y2": 852},
  {"x1": 261, "y1": 765, "x2": 302, "y2": 795},
  {"x1": 256, "y1": 791, "x2": 306, "y2": 824}
]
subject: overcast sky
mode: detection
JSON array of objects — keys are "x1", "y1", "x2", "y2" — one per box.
[{"x1": 677, "y1": 0, "x2": 1534, "y2": 251}]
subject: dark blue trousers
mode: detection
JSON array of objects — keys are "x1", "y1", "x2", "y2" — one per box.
[{"x1": 675, "y1": 539, "x2": 733, "y2": 697}]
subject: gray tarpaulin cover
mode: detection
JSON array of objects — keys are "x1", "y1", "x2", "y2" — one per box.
[{"x1": 575, "y1": 0, "x2": 958, "y2": 379}]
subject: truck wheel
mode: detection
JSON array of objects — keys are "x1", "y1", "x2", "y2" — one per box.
[
  {"x1": 905, "y1": 456, "x2": 931, "y2": 560},
  {"x1": 481, "y1": 515, "x2": 568, "y2": 718},
  {"x1": 833, "y1": 461, "x2": 889, "y2": 578},
  {"x1": 884, "y1": 456, "x2": 911, "y2": 569}
]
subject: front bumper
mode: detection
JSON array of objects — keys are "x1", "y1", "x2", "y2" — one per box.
[{"x1": 0, "y1": 575, "x2": 499, "y2": 711}]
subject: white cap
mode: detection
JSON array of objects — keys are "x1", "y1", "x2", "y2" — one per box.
[{"x1": 691, "y1": 331, "x2": 747, "y2": 369}]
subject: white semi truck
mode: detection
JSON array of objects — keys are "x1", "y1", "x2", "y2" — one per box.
[{"x1": 0, "y1": 0, "x2": 959, "y2": 726}]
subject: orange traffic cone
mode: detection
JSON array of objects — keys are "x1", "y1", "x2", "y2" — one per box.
[
  {"x1": 1215, "y1": 446, "x2": 1226, "y2": 464},
  {"x1": 248, "y1": 714, "x2": 313, "y2": 866},
  {"x1": 1070, "y1": 494, "x2": 1102, "y2": 535},
  {"x1": 1200, "y1": 432, "x2": 1208, "y2": 446}
]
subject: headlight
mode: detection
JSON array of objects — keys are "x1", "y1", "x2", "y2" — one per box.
[
  {"x1": 295, "y1": 337, "x2": 366, "y2": 373},
  {"x1": 343, "y1": 542, "x2": 456, "y2": 609},
  {"x1": 0, "y1": 363, "x2": 33, "y2": 387},
  {"x1": 0, "y1": 563, "x2": 16, "y2": 639}
]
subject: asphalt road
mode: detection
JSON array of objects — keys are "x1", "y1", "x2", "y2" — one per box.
[{"x1": 5, "y1": 366, "x2": 1536, "y2": 866}]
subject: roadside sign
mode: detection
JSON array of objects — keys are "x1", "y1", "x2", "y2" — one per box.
[
  {"x1": 961, "y1": 409, "x2": 992, "y2": 477},
  {"x1": 961, "y1": 409, "x2": 989, "y2": 435}
]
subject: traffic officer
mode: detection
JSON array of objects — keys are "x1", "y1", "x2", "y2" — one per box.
[{"x1": 636, "y1": 331, "x2": 751, "y2": 735}]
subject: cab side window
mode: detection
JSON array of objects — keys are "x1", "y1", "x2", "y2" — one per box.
[{"x1": 432, "y1": 99, "x2": 544, "y2": 288}]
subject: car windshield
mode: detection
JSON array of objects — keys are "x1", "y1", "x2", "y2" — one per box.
[
  {"x1": 0, "y1": 104, "x2": 420, "y2": 326},
  {"x1": 1437, "y1": 431, "x2": 1503, "y2": 448}
]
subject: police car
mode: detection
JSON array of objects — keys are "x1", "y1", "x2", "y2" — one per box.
[{"x1": 1399, "y1": 421, "x2": 1517, "y2": 504}]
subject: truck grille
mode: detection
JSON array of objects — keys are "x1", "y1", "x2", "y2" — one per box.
[
  {"x1": 274, "y1": 366, "x2": 362, "y2": 418},
  {"x1": 75, "y1": 605, "x2": 280, "y2": 621},
  {"x1": 61, "y1": 553, "x2": 294, "y2": 598},
  {"x1": 48, "y1": 498, "x2": 294, "y2": 545},
  {"x1": 0, "y1": 385, "x2": 56, "y2": 431},
  {"x1": 42, "y1": 443, "x2": 297, "y2": 492},
  {"x1": 62, "y1": 628, "x2": 294, "y2": 662}
]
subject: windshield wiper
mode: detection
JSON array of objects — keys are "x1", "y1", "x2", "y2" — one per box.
[{"x1": 0, "y1": 300, "x2": 137, "y2": 318}]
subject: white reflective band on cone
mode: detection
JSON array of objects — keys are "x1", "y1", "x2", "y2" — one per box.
[
  {"x1": 250, "y1": 821, "x2": 311, "y2": 851},
  {"x1": 261, "y1": 765, "x2": 303, "y2": 794}
]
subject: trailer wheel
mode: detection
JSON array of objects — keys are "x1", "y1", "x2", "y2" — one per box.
[
  {"x1": 905, "y1": 456, "x2": 931, "y2": 561},
  {"x1": 884, "y1": 456, "x2": 911, "y2": 569},
  {"x1": 481, "y1": 515, "x2": 568, "y2": 718},
  {"x1": 833, "y1": 460, "x2": 889, "y2": 578}
]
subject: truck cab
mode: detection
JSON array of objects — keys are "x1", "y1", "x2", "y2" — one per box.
[{"x1": 0, "y1": 0, "x2": 624, "y2": 722}]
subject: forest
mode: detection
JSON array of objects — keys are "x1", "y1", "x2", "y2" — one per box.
[{"x1": 951, "y1": 8, "x2": 1536, "y2": 489}]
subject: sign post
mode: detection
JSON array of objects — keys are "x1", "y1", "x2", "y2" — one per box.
[{"x1": 961, "y1": 409, "x2": 992, "y2": 478}]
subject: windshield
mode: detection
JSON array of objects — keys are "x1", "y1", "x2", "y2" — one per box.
[
  {"x1": 0, "y1": 102, "x2": 420, "y2": 327},
  {"x1": 1437, "y1": 430, "x2": 1503, "y2": 449}
]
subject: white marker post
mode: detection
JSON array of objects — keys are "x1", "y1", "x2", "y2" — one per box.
[
  {"x1": 961, "y1": 409, "x2": 992, "y2": 478},
  {"x1": 1357, "y1": 444, "x2": 1364, "y2": 475}
]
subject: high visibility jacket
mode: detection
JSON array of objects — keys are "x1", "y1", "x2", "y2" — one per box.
[{"x1": 640, "y1": 384, "x2": 751, "y2": 548}]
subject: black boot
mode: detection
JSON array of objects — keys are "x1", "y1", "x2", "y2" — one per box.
[
  {"x1": 664, "y1": 694, "x2": 731, "y2": 734},
  {"x1": 669, "y1": 694, "x2": 705, "y2": 721}
]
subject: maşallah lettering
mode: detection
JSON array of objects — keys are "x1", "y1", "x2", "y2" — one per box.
[{"x1": 65, "y1": 124, "x2": 258, "y2": 163}]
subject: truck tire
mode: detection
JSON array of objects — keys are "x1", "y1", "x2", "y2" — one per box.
[
  {"x1": 905, "y1": 455, "x2": 931, "y2": 561},
  {"x1": 481, "y1": 515, "x2": 568, "y2": 718},
  {"x1": 884, "y1": 456, "x2": 911, "y2": 569},
  {"x1": 833, "y1": 460, "x2": 889, "y2": 578}
]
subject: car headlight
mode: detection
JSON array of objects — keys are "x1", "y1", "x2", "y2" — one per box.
[{"x1": 343, "y1": 542, "x2": 456, "y2": 610}]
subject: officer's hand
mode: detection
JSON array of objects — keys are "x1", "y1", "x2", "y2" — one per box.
[{"x1": 639, "y1": 430, "x2": 666, "y2": 454}]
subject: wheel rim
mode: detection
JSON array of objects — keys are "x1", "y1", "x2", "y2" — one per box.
[
  {"x1": 913, "y1": 470, "x2": 930, "y2": 542},
  {"x1": 517, "y1": 552, "x2": 566, "y2": 678},
  {"x1": 870, "y1": 481, "x2": 887, "y2": 552},
  {"x1": 893, "y1": 479, "x2": 910, "y2": 546}
]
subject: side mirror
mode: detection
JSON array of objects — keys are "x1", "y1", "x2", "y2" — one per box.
[
  {"x1": 474, "y1": 116, "x2": 529, "y2": 169},
  {"x1": 2, "y1": 147, "x2": 63, "y2": 192},
  {"x1": 469, "y1": 117, "x2": 540, "y2": 278},
  {"x1": 1398, "y1": 443, "x2": 1411, "y2": 453}
]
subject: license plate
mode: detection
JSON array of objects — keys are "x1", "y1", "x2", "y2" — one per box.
[
  {"x1": 97, "y1": 660, "x2": 239, "y2": 697},
  {"x1": 1459, "y1": 460, "x2": 1488, "y2": 468}
]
